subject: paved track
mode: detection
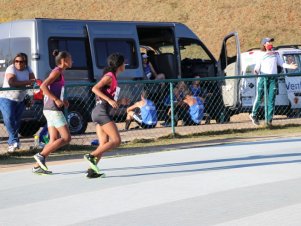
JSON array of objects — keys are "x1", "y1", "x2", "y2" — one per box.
[{"x1": 1, "y1": 137, "x2": 301, "y2": 226}]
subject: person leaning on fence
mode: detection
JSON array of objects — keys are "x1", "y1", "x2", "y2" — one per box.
[
  {"x1": 32, "y1": 50, "x2": 72, "y2": 175},
  {"x1": 182, "y1": 90, "x2": 205, "y2": 126},
  {"x1": 125, "y1": 89, "x2": 158, "y2": 130},
  {"x1": 249, "y1": 37, "x2": 298, "y2": 126},
  {"x1": 142, "y1": 53, "x2": 165, "y2": 80},
  {"x1": 84, "y1": 53, "x2": 125, "y2": 179},
  {"x1": 0, "y1": 53, "x2": 36, "y2": 153}
]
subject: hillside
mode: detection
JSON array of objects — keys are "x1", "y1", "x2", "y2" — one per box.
[{"x1": 0, "y1": 0, "x2": 301, "y2": 57}]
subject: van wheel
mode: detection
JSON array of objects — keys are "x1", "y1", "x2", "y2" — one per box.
[
  {"x1": 19, "y1": 121, "x2": 41, "y2": 137},
  {"x1": 67, "y1": 107, "x2": 88, "y2": 135}
]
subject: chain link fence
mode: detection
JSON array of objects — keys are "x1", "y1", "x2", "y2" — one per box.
[{"x1": 1, "y1": 73, "x2": 301, "y2": 153}]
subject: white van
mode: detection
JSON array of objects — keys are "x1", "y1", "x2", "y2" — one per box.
[
  {"x1": 229, "y1": 46, "x2": 301, "y2": 118},
  {"x1": 0, "y1": 19, "x2": 241, "y2": 135}
]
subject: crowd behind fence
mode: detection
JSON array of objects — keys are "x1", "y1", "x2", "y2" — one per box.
[{"x1": 1, "y1": 73, "x2": 301, "y2": 153}]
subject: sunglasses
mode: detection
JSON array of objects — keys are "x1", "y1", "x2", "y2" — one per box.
[{"x1": 15, "y1": 60, "x2": 25, "y2": 64}]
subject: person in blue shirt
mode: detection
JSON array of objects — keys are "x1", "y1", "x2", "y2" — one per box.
[
  {"x1": 125, "y1": 89, "x2": 158, "y2": 130},
  {"x1": 182, "y1": 90, "x2": 205, "y2": 126},
  {"x1": 142, "y1": 53, "x2": 165, "y2": 80},
  {"x1": 189, "y1": 76, "x2": 202, "y2": 97}
]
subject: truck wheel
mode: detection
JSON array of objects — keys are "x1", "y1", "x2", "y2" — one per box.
[
  {"x1": 19, "y1": 121, "x2": 41, "y2": 137},
  {"x1": 67, "y1": 107, "x2": 88, "y2": 135}
]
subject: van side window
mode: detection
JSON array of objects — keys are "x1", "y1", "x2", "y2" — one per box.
[
  {"x1": 94, "y1": 39, "x2": 137, "y2": 68},
  {"x1": 48, "y1": 38, "x2": 88, "y2": 69},
  {"x1": 284, "y1": 54, "x2": 300, "y2": 73},
  {"x1": 179, "y1": 39, "x2": 211, "y2": 61},
  {"x1": 0, "y1": 38, "x2": 31, "y2": 67}
]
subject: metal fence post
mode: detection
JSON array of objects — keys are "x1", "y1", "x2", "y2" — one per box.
[
  {"x1": 169, "y1": 82, "x2": 176, "y2": 136},
  {"x1": 264, "y1": 76, "x2": 268, "y2": 124}
]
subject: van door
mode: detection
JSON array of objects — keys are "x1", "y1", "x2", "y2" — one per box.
[
  {"x1": 84, "y1": 24, "x2": 97, "y2": 82},
  {"x1": 218, "y1": 32, "x2": 241, "y2": 108}
]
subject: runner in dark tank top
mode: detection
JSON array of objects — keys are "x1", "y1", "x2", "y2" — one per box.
[{"x1": 84, "y1": 53, "x2": 125, "y2": 178}]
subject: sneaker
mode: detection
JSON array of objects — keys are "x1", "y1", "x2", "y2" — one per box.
[
  {"x1": 7, "y1": 145, "x2": 17, "y2": 153},
  {"x1": 13, "y1": 142, "x2": 20, "y2": 149},
  {"x1": 249, "y1": 114, "x2": 260, "y2": 126},
  {"x1": 125, "y1": 120, "x2": 132, "y2": 130},
  {"x1": 32, "y1": 166, "x2": 52, "y2": 175},
  {"x1": 160, "y1": 122, "x2": 171, "y2": 127},
  {"x1": 86, "y1": 168, "x2": 105, "y2": 178},
  {"x1": 84, "y1": 154, "x2": 100, "y2": 174},
  {"x1": 33, "y1": 153, "x2": 48, "y2": 171}
]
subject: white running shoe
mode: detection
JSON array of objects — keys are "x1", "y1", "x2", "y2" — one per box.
[{"x1": 7, "y1": 145, "x2": 17, "y2": 153}]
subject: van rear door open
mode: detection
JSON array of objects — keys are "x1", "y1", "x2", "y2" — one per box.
[
  {"x1": 137, "y1": 26, "x2": 178, "y2": 79},
  {"x1": 218, "y1": 32, "x2": 241, "y2": 108}
]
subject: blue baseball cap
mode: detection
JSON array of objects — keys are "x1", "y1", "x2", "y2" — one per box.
[{"x1": 261, "y1": 37, "x2": 274, "y2": 45}]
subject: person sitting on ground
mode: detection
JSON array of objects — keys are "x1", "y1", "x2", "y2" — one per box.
[
  {"x1": 125, "y1": 90, "x2": 157, "y2": 130},
  {"x1": 182, "y1": 90, "x2": 205, "y2": 126},
  {"x1": 161, "y1": 81, "x2": 189, "y2": 127},
  {"x1": 142, "y1": 53, "x2": 165, "y2": 80}
]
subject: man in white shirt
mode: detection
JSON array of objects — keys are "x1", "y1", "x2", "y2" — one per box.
[{"x1": 250, "y1": 38, "x2": 297, "y2": 126}]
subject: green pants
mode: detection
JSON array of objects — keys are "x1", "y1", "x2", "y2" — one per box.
[{"x1": 252, "y1": 77, "x2": 277, "y2": 122}]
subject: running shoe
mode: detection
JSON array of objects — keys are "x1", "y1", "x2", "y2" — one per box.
[
  {"x1": 7, "y1": 142, "x2": 20, "y2": 153},
  {"x1": 7, "y1": 145, "x2": 17, "y2": 153},
  {"x1": 84, "y1": 154, "x2": 100, "y2": 174},
  {"x1": 33, "y1": 153, "x2": 48, "y2": 171},
  {"x1": 86, "y1": 168, "x2": 105, "y2": 179},
  {"x1": 32, "y1": 166, "x2": 52, "y2": 175}
]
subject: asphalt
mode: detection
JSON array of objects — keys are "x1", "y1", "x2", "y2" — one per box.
[{"x1": 0, "y1": 137, "x2": 301, "y2": 226}]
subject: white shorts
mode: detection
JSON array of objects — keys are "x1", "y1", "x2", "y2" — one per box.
[{"x1": 43, "y1": 110, "x2": 67, "y2": 128}]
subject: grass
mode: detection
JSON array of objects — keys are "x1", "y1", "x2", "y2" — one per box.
[
  {"x1": 0, "y1": 0, "x2": 301, "y2": 57},
  {"x1": 1, "y1": 123, "x2": 301, "y2": 165}
]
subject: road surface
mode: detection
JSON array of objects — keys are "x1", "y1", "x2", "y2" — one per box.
[{"x1": 1, "y1": 137, "x2": 301, "y2": 225}]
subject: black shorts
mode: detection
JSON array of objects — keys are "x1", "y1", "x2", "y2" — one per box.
[
  {"x1": 133, "y1": 113, "x2": 156, "y2": 129},
  {"x1": 91, "y1": 102, "x2": 113, "y2": 126}
]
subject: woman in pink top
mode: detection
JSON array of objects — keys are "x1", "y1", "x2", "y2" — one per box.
[{"x1": 84, "y1": 53, "x2": 125, "y2": 178}]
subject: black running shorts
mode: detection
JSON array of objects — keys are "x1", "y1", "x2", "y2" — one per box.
[{"x1": 91, "y1": 102, "x2": 113, "y2": 126}]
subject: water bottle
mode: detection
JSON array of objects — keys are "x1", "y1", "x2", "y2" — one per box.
[
  {"x1": 43, "y1": 135, "x2": 49, "y2": 144},
  {"x1": 34, "y1": 134, "x2": 39, "y2": 147},
  {"x1": 220, "y1": 112, "x2": 225, "y2": 124},
  {"x1": 91, "y1": 139, "x2": 99, "y2": 146}
]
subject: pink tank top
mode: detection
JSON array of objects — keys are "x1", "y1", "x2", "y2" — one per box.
[{"x1": 101, "y1": 72, "x2": 118, "y2": 100}]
